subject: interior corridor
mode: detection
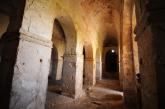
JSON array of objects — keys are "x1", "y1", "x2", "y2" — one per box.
[{"x1": 0, "y1": 0, "x2": 165, "y2": 109}]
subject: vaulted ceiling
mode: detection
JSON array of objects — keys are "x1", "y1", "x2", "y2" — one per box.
[
  {"x1": 0, "y1": 0, "x2": 122, "y2": 47},
  {"x1": 53, "y1": 0, "x2": 122, "y2": 46}
]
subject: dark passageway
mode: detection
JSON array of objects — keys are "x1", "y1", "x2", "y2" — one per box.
[
  {"x1": 0, "y1": 0, "x2": 165, "y2": 109},
  {"x1": 106, "y1": 50, "x2": 118, "y2": 73}
]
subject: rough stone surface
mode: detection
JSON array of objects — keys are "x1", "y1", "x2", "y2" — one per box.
[
  {"x1": 62, "y1": 54, "x2": 84, "y2": 98},
  {"x1": 96, "y1": 62, "x2": 102, "y2": 80},
  {"x1": 10, "y1": 36, "x2": 52, "y2": 109},
  {"x1": 46, "y1": 79, "x2": 123, "y2": 109},
  {"x1": 84, "y1": 59, "x2": 96, "y2": 87},
  {"x1": 122, "y1": 0, "x2": 138, "y2": 108},
  {"x1": 137, "y1": 26, "x2": 158, "y2": 109}
]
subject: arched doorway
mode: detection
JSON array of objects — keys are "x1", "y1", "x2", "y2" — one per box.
[
  {"x1": 46, "y1": 18, "x2": 66, "y2": 95},
  {"x1": 105, "y1": 50, "x2": 118, "y2": 73},
  {"x1": 105, "y1": 49, "x2": 119, "y2": 79},
  {"x1": 102, "y1": 36, "x2": 119, "y2": 80}
]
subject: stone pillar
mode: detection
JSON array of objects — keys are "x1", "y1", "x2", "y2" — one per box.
[
  {"x1": 122, "y1": 0, "x2": 138, "y2": 108},
  {"x1": 84, "y1": 58, "x2": 96, "y2": 88},
  {"x1": 135, "y1": 1, "x2": 165, "y2": 109},
  {"x1": 9, "y1": 32, "x2": 52, "y2": 109},
  {"x1": 96, "y1": 61, "x2": 102, "y2": 80},
  {"x1": 147, "y1": 2, "x2": 165, "y2": 109},
  {"x1": 62, "y1": 54, "x2": 84, "y2": 98},
  {"x1": 55, "y1": 59, "x2": 63, "y2": 80},
  {"x1": 136, "y1": 25, "x2": 158, "y2": 109}
]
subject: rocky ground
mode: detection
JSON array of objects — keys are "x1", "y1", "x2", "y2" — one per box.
[{"x1": 45, "y1": 79, "x2": 124, "y2": 109}]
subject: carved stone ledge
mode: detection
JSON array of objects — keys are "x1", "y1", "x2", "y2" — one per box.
[{"x1": 19, "y1": 29, "x2": 53, "y2": 48}]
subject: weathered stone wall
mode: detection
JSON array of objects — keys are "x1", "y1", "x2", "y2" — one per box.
[
  {"x1": 96, "y1": 48, "x2": 102, "y2": 80},
  {"x1": 146, "y1": 1, "x2": 165, "y2": 109},
  {"x1": 83, "y1": 44, "x2": 96, "y2": 88},
  {"x1": 136, "y1": 26, "x2": 158, "y2": 109},
  {"x1": 153, "y1": 25, "x2": 165, "y2": 109},
  {"x1": 122, "y1": 0, "x2": 138, "y2": 108},
  {"x1": 21, "y1": 0, "x2": 54, "y2": 40},
  {"x1": 10, "y1": 35, "x2": 52, "y2": 109},
  {"x1": 62, "y1": 54, "x2": 84, "y2": 98},
  {"x1": 8, "y1": 0, "x2": 55, "y2": 109},
  {"x1": 135, "y1": 1, "x2": 165, "y2": 109}
]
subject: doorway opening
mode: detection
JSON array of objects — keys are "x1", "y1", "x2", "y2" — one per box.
[
  {"x1": 105, "y1": 49, "x2": 119, "y2": 79},
  {"x1": 47, "y1": 18, "x2": 66, "y2": 95},
  {"x1": 106, "y1": 49, "x2": 118, "y2": 72}
]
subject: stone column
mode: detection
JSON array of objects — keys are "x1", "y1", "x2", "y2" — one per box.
[
  {"x1": 96, "y1": 61, "x2": 102, "y2": 80},
  {"x1": 9, "y1": 32, "x2": 52, "y2": 109},
  {"x1": 135, "y1": 1, "x2": 165, "y2": 109},
  {"x1": 147, "y1": 2, "x2": 165, "y2": 109},
  {"x1": 122, "y1": 0, "x2": 138, "y2": 108},
  {"x1": 55, "y1": 59, "x2": 63, "y2": 80},
  {"x1": 84, "y1": 58, "x2": 96, "y2": 88},
  {"x1": 62, "y1": 54, "x2": 84, "y2": 98}
]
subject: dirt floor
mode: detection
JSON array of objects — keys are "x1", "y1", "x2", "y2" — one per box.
[{"x1": 45, "y1": 79, "x2": 124, "y2": 109}]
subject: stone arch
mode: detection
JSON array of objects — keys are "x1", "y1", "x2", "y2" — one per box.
[
  {"x1": 53, "y1": 14, "x2": 84, "y2": 98},
  {"x1": 56, "y1": 15, "x2": 77, "y2": 55},
  {"x1": 51, "y1": 18, "x2": 66, "y2": 81},
  {"x1": 83, "y1": 44, "x2": 96, "y2": 87}
]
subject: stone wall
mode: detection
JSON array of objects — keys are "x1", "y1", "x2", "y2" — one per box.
[
  {"x1": 10, "y1": 34, "x2": 52, "y2": 109},
  {"x1": 136, "y1": 26, "x2": 158, "y2": 109},
  {"x1": 135, "y1": 1, "x2": 165, "y2": 109}
]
